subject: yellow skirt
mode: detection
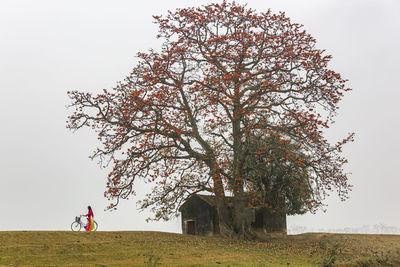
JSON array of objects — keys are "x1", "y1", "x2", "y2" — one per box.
[{"x1": 90, "y1": 217, "x2": 95, "y2": 231}]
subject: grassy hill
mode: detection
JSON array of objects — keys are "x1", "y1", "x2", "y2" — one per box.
[{"x1": 0, "y1": 231, "x2": 400, "y2": 266}]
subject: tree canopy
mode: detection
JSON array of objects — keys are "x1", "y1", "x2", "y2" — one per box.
[{"x1": 67, "y1": 1, "x2": 353, "y2": 238}]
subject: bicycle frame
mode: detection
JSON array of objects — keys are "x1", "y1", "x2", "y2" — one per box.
[{"x1": 71, "y1": 215, "x2": 98, "y2": 231}]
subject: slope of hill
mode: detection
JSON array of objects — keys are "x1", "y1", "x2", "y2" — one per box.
[{"x1": 0, "y1": 231, "x2": 399, "y2": 266}]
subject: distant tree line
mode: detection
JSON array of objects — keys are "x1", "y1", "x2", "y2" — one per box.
[{"x1": 288, "y1": 224, "x2": 400, "y2": 235}]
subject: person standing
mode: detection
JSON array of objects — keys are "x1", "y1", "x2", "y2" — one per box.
[{"x1": 83, "y1": 206, "x2": 95, "y2": 231}]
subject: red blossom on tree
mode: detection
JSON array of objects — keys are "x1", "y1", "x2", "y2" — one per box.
[{"x1": 67, "y1": 1, "x2": 353, "y2": 239}]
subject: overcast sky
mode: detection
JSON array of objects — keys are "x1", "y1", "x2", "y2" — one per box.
[{"x1": 1, "y1": 0, "x2": 399, "y2": 233}]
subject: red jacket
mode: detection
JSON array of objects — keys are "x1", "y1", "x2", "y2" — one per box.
[{"x1": 85, "y1": 209, "x2": 94, "y2": 219}]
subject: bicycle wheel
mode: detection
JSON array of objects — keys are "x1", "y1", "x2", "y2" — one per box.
[
  {"x1": 71, "y1": 221, "x2": 81, "y2": 231},
  {"x1": 94, "y1": 221, "x2": 98, "y2": 231}
]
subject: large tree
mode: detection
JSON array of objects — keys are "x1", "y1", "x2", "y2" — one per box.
[{"x1": 67, "y1": 1, "x2": 353, "y2": 239}]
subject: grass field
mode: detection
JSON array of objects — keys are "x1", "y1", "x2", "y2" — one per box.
[{"x1": 0, "y1": 231, "x2": 400, "y2": 266}]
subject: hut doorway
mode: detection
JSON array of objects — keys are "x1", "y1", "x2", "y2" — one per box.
[{"x1": 187, "y1": 220, "x2": 196, "y2": 235}]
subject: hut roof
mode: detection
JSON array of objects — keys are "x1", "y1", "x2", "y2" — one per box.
[
  {"x1": 178, "y1": 194, "x2": 231, "y2": 211},
  {"x1": 179, "y1": 193, "x2": 256, "y2": 211},
  {"x1": 196, "y1": 194, "x2": 234, "y2": 207}
]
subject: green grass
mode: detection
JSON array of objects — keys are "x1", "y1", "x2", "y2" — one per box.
[{"x1": 0, "y1": 231, "x2": 399, "y2": 266}]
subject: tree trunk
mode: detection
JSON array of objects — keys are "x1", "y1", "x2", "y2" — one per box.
[
  {"x1": 211, "y1": 169, "x2": 234, "y2": 238},
  {"x1": 264, "y1": 190, "x2": 287, "y2": 234},
  {"x1": 215, "y1": 200, "x2": 233, "y2": 237},
  {"x1": 232, "y1": 194, "x2": 257, "y2": 240}
]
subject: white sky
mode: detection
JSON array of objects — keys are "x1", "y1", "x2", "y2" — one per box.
[{"x1": 1, "y1": 0, "x2": 399, "y2": 232}]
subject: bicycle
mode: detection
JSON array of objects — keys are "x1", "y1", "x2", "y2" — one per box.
[{"x1": 71, "y1": 215, "x2": 98, "y2": 231}]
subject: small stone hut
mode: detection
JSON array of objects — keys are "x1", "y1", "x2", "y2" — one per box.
[{"x1": 178, "y1": 194, "x2": 286, "y2": 236}]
